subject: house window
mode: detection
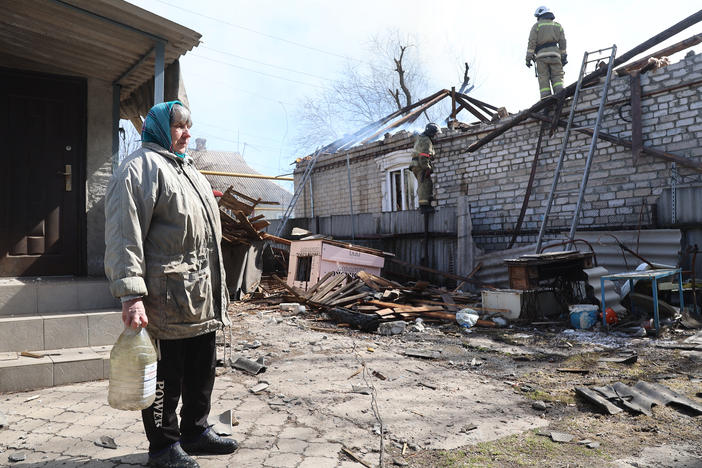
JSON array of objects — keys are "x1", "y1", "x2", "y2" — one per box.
[
  {"x1": 376, "y1": 150, "x2": 418, "y2": 212},
  {"x1": 388, "y1": 168, "x2": 417, "y2": 212}
]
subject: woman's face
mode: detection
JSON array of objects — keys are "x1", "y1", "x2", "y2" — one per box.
[{"x1": 170, "y1": 122, "x2": 191, "y2": 154}]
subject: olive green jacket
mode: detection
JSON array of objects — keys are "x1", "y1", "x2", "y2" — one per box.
[
  {"x1": 526, "y1": 18, "x2": 566, "y2": 61},
  {"x1": 410, "y1": 135, "x2": 435, "y2": 176},
  {"x1": 104, "y1": 142, "x2": 230, "y2": 340}
]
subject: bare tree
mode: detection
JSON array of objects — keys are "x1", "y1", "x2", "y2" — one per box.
[{"x1": 295, "y1": 31, "x2": 442, "y2": 151}]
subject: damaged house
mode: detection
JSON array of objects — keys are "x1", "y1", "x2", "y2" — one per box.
[{"x1": 272, "y1": 16, "x2": 702, "y2": 324}]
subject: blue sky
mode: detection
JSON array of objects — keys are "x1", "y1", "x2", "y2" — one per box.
[{"x1": 127, "y1": 1, "x2": 702, "y2": 192}]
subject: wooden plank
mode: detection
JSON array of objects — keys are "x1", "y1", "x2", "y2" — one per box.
[
  {"x1": 219, "y1": 188, "x2": 255, "y2": 215},
  {"x1": 321, "y1": 239, "x2": 390, "y2": 257},
  {"x1": 359, "y1": 90, "x2": 450, "y2": 144},
  {"x1": 329, "y1": 292, "x2": 369, "y2": 306},
  {"x1": 417, "y1": 310, "x2": 457, "y2": 321},
  {"x1": 251, "y1": 219, "x2": 271, "y2": 231},
  {"x1": 234, "y1": 211, "x2": 262, "y2": 237},
  {"x1": 454, "y1": 95, "x2": 490, "y2": 123},
  {"x1": 227, "y1": 188, "x2": 260, "y2": 205},
  {"x1": 356, "y1": 271, "x2": 382, "y2": 291},
  {"x1": 271, "y1": 274, "x2": 306, "y2": 301},
  {"x1": 317, "y1": 275, "x2": 352, "y2": 303},
  {"x1": 318, "y1": 278, "x2": 362, "y2": 305},
  {"x1": 368, "y1": 273, "x2": 403, "y2": 289},
  {"x1": 373, "y1": 308, "x2": 397, "y2": 317},
  {"x1": 309, "y1": 274, "x2": 348, "y2": 302},
  {"x1": 303, "y1": 271, "x2": 335, "y2": 299},
  {"x1": 616, "y1": 33, "x2": 702, "y2": 75},
  {"x1": 261, "y1": 232, "x2": 292, "y2": 245},
  {"x1": 372, "y1": 303, "x2": 447, "y2": 313}
]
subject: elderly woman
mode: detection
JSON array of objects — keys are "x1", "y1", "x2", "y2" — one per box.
[{"x1": 105, "y1": 101, "x2": 237, "y2": 468}]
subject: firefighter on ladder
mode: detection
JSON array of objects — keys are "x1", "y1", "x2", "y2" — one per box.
[
  {"x1": 526, "y1": 6, "x2": 567, "y2": 99},
  {"x1": 409, "y1": 123, "x2": 440, "y2": 214}
]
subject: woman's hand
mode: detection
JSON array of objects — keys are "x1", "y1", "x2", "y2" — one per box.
[{"x1": 122, "y1": 298, "x2": 149, "y2": 328}]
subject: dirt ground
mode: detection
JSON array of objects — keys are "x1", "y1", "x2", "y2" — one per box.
[{"x1": 223, "y1": 300, "x2": 702, "y2": 468}]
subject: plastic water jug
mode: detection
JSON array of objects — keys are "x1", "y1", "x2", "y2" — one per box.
[{"x1": 108, "y1": 327, "x2": 158, "y2": 411}]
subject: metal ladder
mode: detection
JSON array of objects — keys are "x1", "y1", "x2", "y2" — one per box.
[{"x1": 534, "y1": 45, "x2": 617, "y2": 253}]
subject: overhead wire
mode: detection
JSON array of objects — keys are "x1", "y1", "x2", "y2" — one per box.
[
  {"x1": 151, "y1": 0, "x2": 367, "y2": 65},
  {"x1": 185, "y1": 71, "x2": 296, "y2": 105},
  {"x1": 196, "y1": 121, "x2": 287, "y2": 144},
  {"x1": 198, "y1": 44, "x2": 337, "y2": 82},
  {"x1": 187, "y1": 53, "x2": 330, "y2": 89}
]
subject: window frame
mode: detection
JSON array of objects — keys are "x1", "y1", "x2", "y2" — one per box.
[{"x1": 376, "y1": 150, "x2": 418, "y2": 212}]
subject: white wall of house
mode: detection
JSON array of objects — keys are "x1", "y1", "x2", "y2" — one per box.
[{"x1": 85, "y1": 78, "x2": 113, "y2": 276}]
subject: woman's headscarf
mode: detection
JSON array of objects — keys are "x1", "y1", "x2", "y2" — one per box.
[{"x1": 141, "y1": 100, "x2": 187, "y2": 158}]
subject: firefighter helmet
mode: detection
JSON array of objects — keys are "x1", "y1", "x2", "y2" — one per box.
[
  {"x1": 534, "y1": 6, "x2": 551, "y2": 17},
  {"x1": 424, "y1": 123, "x2": 440, "y2": 137}
]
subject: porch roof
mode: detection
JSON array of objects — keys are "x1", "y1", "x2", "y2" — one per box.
[{"x1": 2, "y1": 0, "x2": 201, "y2": 101}]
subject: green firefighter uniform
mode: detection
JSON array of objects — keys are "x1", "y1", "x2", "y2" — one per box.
[
  {"x1": 526, "y1": 16, "x2": 567, "y2": 98},
  {"x1": 409, "y1": 134, "x2": 434, "y2": 207}
]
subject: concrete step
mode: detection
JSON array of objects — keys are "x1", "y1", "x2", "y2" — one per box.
[
  {"x1": 0, "y1": 345, "x2": 111, "y2": 393},
  {"x1": 0, "y1": 276, "x2": 119, "y2": 317},
  {"x1": 0, "y1": 309, "x2": 122, "y2": 353}
]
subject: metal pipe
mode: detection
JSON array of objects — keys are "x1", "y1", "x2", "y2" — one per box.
[
  {"x1": 199, "y1": 170, "x2": 293, "y2": 181},
  {"x1": 154, "y1": 41, "x2": 165, "y2": 105},
  {"x1": 112, "y1": 84, "x2": 121, "y2": 172}
]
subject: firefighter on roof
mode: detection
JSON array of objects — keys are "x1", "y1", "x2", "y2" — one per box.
[{"x1": 526, "y1": 6, "x2": 567, "y2": 99}]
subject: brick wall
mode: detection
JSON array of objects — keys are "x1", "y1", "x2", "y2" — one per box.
[{"x1": 295, "y1": 53, "x2": 702, "y2": 252}]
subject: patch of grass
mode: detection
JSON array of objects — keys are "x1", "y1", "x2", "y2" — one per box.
[
  {"x1": 461, "y1": 343, "x2": 491, "y2": 353},
  {"x1": 492, "y1": 333, "x2": 523, "y2": 346},
  {"x1": 434, "y1": 430, "x2": 608, "y2": 467},
  {"x1": 524, "y1": 388, "x2": 559, "y2": 402},
  {"x1": 560, "y1": 351, "x2": 599, "y2": 368}
]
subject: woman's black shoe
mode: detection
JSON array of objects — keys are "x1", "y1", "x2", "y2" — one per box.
[
  {"x1": 148, "y1": 443, "x2": 199, "y2": 468},
  {"x1": 181, "y1": 429, "x2": 239, "y2": 455}
]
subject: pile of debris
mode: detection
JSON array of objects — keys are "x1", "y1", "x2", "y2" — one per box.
[
  {"x1": 217, "y1": 187, "x2": 274, "y2": 245},
  {"x1": 244, "y1": 270, "x2": 506, "y2": 332}
]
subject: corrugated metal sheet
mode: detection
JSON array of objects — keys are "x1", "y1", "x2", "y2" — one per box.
[
  {"x1": 3, "y1": 0, "x2": 201, "y2": 100},
  {"x1": 474, "y1": 244, "x2": 535, "y2": 288},
  {"x1": 574, "y1": 230, "x2": 681, "y2": 273},
  {"x1": 657, "y1": 186, "x2": 702, "y2": 224},
  {"x1": 475, "y1": 230, "x2": 681, "y2": 288}
]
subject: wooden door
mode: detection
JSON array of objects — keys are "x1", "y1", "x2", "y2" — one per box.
[{"x1": 0, "y1": 69, "x2": 85, "y2": 276}]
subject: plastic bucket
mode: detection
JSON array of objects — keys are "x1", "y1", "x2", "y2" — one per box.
[{"x1": 569, "y1": 305, "x2": 599, "y2": 330}]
